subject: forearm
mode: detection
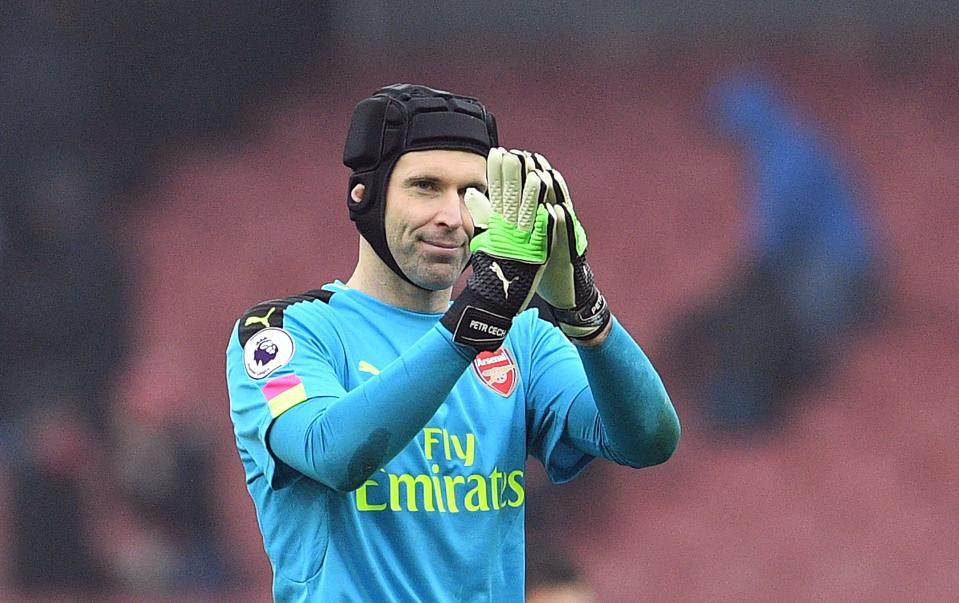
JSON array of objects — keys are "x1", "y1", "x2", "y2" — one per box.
[
  {"x1": 576, "y1": 316, "x2": 680, "y2": 467},
  {"x1": 269, "y1": 324, "x2": 476, "y2": 491}
]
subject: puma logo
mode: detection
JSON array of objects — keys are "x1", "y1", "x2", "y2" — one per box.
[
  {"x1": 490, "y1": 262, "x2": 518, "y2": 299},
  {"x1": 358, "y1": 360, "x2": 380, "y2": 375},
  {"x1": 244, "y1": 307, "x2": 276, "y2": 329}
]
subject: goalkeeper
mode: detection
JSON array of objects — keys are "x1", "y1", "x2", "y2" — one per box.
[{"x1": 225, "y1": 84, "x2": 680, "y2": 602}]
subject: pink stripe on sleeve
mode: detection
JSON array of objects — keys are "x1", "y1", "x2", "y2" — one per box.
[{"x1": 261, "y1": 374, "x2": 303, "y2": 400}]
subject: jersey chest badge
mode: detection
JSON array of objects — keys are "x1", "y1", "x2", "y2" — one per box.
[{"x1": 472, "y1": 348, "x2": 517, "y2": 397}]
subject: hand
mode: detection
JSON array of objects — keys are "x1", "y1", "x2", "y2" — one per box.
[
  {"x1": 512, "y1": 151, "x2": 611, "y2": 341},
  {"x1": 441, "y1": 148, "x2": 555, "y2": 351}
]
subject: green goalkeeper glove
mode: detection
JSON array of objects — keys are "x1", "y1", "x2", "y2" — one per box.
[
  {"x1": 512, "y1": 151, "x2": 611, "y2": 341},
  {"x1": 441, "y1": 147, "x2": 555, "y2": 351}
]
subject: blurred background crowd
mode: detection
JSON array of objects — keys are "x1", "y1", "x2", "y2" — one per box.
[{"x1": 1, "y1": 2, "x2": 957, "y2": 601}]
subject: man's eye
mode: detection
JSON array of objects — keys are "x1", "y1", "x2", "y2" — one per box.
[{"x1": 412, "y1": 180, "x2": 438, "y2": 192}]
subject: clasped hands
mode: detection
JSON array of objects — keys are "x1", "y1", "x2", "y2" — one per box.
[{"x1": 464, "y1": 147, "x2": 610, "y2": 342}]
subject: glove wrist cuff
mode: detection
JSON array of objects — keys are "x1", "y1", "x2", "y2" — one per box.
[
  {"x1": 553, "y1": 286, "x2": 611, "y2": 341},
  {"x1": 441, "y1": 288, "x2": 513, "y2": 352}
]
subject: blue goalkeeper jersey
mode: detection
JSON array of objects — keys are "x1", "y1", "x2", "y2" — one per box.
[{"x1": 226, "y1": 282, "x2": 597, "y2": 602}]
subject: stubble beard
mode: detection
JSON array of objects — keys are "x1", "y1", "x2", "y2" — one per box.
[{"x1": 405, "y1": 247, "x2": 469, "y2": 291}]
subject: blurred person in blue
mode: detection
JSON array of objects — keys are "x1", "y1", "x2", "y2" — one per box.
[
  {"x1": 671, "y1": 71, "x2": 881, "y2": 432},
  {"x1": 225, "y1": 84, "x2": 680, "y2": 602}
]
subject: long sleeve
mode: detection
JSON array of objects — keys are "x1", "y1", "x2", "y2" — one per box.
[
  {"x1": 565, "y1": 317, "x2": 680, "y2": 468},
  {"x1": 268, "y1": 324, "x2": 476, "y2": 491}
]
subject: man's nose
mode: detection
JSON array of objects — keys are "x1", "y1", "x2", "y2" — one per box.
[{"x1": 436, "y1": 189, "x2": 465, "y2": 228}]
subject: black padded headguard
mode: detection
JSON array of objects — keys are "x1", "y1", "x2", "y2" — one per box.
[{"x1": 343, "y1": 84, "x2": 498, "y2": 286}]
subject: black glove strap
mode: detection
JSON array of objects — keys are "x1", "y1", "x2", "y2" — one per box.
[
  {"x1": 441, "y1": 252, "x2": 542, "y2": 351},
  {"x1": 552, "y1": 285, "x2": 611, "y2": 341},
  {"x1": 441, "y1": 288, "x2": 513, "y2": 351}
]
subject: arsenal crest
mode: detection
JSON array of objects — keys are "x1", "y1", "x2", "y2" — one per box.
[{"x1": 472, "y1": 348, "x2": 517, "y2": 397}]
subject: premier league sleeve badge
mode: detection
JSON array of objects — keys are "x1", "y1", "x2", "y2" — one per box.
[{"x1": 243, "y1": 327, "x2": 295, "y2": 380}]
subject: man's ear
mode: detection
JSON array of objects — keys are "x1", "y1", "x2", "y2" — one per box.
[{"x1": 350, "y1": 183, "x2": 365, "y2": 203}]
